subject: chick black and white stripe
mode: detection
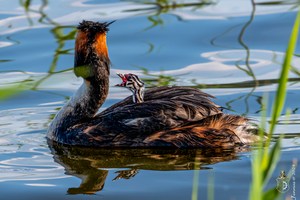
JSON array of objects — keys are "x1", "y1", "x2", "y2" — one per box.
[{"x1": 124, "y1": 74, "x2": 145, "y2": 103}]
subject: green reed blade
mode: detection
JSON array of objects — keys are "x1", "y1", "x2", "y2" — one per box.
[
  {"x1": 262, "y1": 136, "x2": 282, "y2": 185},
  {"x1": 250, "y1": 10, "x2": 300, "y2": 200},
  {"x1": 263, "y1": 187, "x2": 280, "y2": 200},
  {"x1": 0, "y1": 86, "x2": 24, "y2": 100},
  {"x1": 269, "y1": 11, "x2": 300, "y2": 135},
  {"x1": 263, "y1": 10, "x2": 300, "y2": 169}
]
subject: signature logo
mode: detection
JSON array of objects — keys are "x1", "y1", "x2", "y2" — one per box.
[{"x1": 276, "y1": 170, "x2": 290, "y2": 193}]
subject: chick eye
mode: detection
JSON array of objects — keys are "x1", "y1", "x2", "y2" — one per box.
[{"x1": 127, "y1": 75, "x2": 132, "y2": 80}]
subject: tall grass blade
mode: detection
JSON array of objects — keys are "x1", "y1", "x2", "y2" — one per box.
[
  {"x1": 250, "y1": 10, "x2": 300, "y2": 200},
  {"x1": 0, "y1": 86, "x2": 24, "y2": 100},
  {"x1": 192, "y1": 153, "x2": 200, "y2": 200},
  {"x1": 262, "y1": 136, "x2": 282, "y2": 185},
  {"x1": 269, "y1": 11, "x2": 300, "y2": 135},
  {"x1": 207, "y1": 171, "x2": 214, "y2": 200},
  {"x1": 263, "y1": 9, "x2": 300, "y2": 173},
  {"x1": 263, "y1": 188, "x2": 280, "y2": 200},
  {"x1": 192, "y1": 169, "x2": 200, "y2": 200}
]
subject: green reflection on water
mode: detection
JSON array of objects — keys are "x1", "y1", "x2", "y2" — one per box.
[
  {"x1": 125, "y1": 0, "x2": 215, "y2": 29},
  {"x1": 0, "y1": 0, "x2": 76, "y2": 99},
  {"x1": 1, "y1": 0, "x2": 299, "y2": 117},
  {"x1": 0, "y1": 1, "x2": 299, "y2": 199}
]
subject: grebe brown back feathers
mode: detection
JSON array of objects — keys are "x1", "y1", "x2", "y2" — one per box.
[{"x1": 47, "y1": 20, "x2": 260, "y2": 148}]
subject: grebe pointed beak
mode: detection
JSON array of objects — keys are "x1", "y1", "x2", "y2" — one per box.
[
  {"x1": 116, "y1": 73, "x2": 127, "y2": 87},
  {"x1": 116, "y1": 73, "x2": 123, "y2": 78},
  {"x1": 107, "y1": 20, "x2": 116, "y2": 26}
]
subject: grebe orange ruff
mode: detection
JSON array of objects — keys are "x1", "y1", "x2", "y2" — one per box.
[{"x1": 47, "y1": 20, "x2": 260, "y2": 148}]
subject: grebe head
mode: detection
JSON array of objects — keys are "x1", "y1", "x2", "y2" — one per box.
[
  {"x1": 74, "y1": 20, "x2": 115, "y2": 80},
  {"x1": 77, "y1": 20, "x2": 114, "y2": 34},
  {"x1": 116, "y1": 73, "x2": 145, "y2": 103}
]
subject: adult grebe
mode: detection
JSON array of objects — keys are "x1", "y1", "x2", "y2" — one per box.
[{"x1": 47, "y1": 20, "x2": 260, "y2": 148}]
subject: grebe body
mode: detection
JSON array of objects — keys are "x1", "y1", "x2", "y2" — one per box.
[{"x1": 47, "y1": 20, "x2": 260, "y2": 148}]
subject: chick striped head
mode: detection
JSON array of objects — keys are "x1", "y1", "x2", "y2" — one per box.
[{"x1": 116, "y1": 73, "x2": 145, "y2": 103}]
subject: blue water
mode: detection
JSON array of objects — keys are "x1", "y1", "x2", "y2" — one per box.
[{"x1": 0, "y1": 0, "x2": 299, "y2": 199}]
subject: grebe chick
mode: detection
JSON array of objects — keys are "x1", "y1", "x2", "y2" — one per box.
[
  {"x1": 116, "y1": 73, "x2": 144, "y2": 103},
  {"x1": 47, "y1": 20, "x2": 261, "y2": 148}
]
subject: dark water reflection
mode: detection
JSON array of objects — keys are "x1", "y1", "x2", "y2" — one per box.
[{"x1": 48, "y1": 141, "x2": 246, "y2": 194}]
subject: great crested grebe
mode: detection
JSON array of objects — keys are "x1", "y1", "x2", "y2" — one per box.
[{"x1": 47, "y1": 20, "x2": 260, "y2": 148}]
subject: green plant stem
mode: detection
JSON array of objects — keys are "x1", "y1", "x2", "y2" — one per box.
[
  {"x1": 269, "y1": 11, "x2": 300, "y2": 136},
  {"x1": 192, "y1": 153, "x2": 200, "y2": 200},
  {"x1": 250, "y1": 10, "x2": 300, "y2": 200},
  {"x1": 263, "y1": 11, "x2": 300, "y2": 166}
]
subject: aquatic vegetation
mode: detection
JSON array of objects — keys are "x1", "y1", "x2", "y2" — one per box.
[
  {"x1": 139, "y1": 67, "x2": 177, "y2": 86},
  {"x1": 249, "y1": 10, "x2": 300, "y2": 200},
  {"x1": 0, "y1": 0, "x2": 76, "y2": 99},
  {"x1": 125, "y1": 0, "x2": 215, "y2": 29},
  {"x1": 0, "y1": 0, "x2": 300, "y2": 199}
]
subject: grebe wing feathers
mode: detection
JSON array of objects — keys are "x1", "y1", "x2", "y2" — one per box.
[
  {"x1": 101, "y1": 86, "x2": 221, "y2": 117},
  {"x1": 95, "y1": 86, "x2": 222, "y2": 134}
]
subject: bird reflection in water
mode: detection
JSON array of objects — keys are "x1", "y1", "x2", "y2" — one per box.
[{"x1": 48, "y1": 140, "x2": 249, "y2": 195}]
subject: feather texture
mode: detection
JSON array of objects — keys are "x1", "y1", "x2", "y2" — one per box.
[
  {"x1": 47, "y1": 20, "x2": 262, "y2": 148},
  {"x1": 58, "y1": 86, "x2": 260, "y2": 148}
]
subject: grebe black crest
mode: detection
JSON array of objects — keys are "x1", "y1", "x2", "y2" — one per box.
[
  {"x1": 47, "y1": 20, "x2": 262, "y2": 148},
  {"x1": 77, "y1": 20, "x2": 115, "y2": 33}
]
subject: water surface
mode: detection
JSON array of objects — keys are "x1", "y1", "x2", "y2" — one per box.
[{"x1": 0, "y1": 0, "x2": 299, "y2": 199}]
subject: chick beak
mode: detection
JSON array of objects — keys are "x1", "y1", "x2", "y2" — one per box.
[{"x1": 115, "y1": 73, "x2": 127, "y2": 87}]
